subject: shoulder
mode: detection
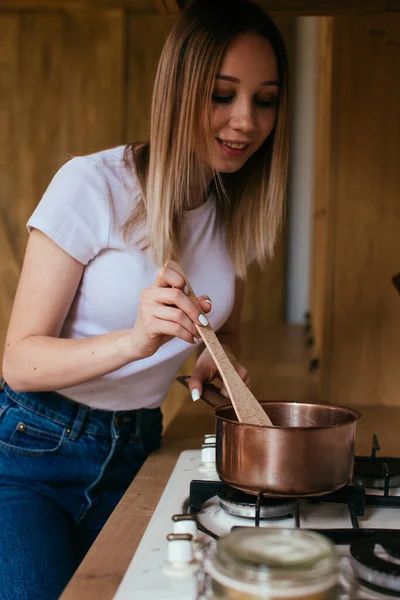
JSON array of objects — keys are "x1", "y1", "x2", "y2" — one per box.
[
  {"x1": 73, "y1": 145, "x2": 140, "y2": 222},
  {"x1": 77, "y1": 145, "x2": 138, "y2": 191}
]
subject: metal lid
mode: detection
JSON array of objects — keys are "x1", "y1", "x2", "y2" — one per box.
[{"x1": 208, "y1": 528, "x2": 338, "y2": 595}]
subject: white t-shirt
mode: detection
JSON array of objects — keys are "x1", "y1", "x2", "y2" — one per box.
[{"x1": 27, "y1": 145, "x2": 236, "y2": 410}]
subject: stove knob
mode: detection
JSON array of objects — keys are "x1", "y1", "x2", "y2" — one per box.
[
  {"x1": 172, "y1": 514, "x2": 198, "y2": 538},
  {"x1": 166, "y1": 533, "x2": 194, "y2": 564},
  {"x1": 201, "y1": 442, "x2": 216, "y2": 466}
]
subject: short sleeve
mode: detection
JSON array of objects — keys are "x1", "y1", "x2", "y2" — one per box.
[{"x1": 27, "y1": 157, "x2": 111, "y2": 265}]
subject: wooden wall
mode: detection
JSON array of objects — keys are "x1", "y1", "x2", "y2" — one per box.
[{"x1": 315, "y1": 14, "x2": 400, "y2": 406}]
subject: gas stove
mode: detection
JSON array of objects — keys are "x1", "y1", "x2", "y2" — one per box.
[{"x1": 113, "y1": 435, "x2": 400, "y2": 600}]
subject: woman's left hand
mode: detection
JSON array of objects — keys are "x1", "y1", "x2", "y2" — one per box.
[{"x1": 187, "y1": 345, "x2": 249, "y2": 401}]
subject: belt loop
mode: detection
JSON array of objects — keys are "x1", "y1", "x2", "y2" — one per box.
[{"x1": 68, "y1": 406, "x2": 89, "y2": 441}]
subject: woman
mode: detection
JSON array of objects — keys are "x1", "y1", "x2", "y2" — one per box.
[{"x1": 0, "y1": 0, "x2": 288, "y2": 598}]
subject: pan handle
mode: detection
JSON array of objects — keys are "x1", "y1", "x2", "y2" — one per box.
[{"x1": 176, "y1": 376, "x2": 230, "y2": 409}]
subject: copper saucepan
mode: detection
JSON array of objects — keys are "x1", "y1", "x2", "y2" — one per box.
[{"x1": 177, "y1": 377, "x2": 362, "y2": 497}]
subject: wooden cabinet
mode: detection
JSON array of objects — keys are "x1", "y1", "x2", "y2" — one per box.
[{"x1": 312, "y1": 14, "x2": 400, "y2": 407}]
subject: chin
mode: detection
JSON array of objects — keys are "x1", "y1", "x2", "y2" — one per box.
[{"x1": 212, "y1": 160, "x2": 248, "y2": 174}]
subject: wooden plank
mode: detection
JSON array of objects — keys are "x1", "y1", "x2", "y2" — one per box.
[
  {"x1": 126, "y1": 13, "x2": 178, "y2": 141},
  {"x1": 0, "y1": 0, "x2": 156, "y2": 11},
  {"x1": 0, "y1": 10, "x2": 125, "y2": 366},
  {"x1": 13, "y1": 10, "x2": 124, "y2": 250},
  {"x1": 58, "y1": 10, "x2": 125, "y2": 155},
  {"x1": 257, "y1": 0, "x2": 387, "y2": 13},
  {"x1": 310, "y1": 17, "x2": 333, "y2": 398},
  {"x1": 327, "y1": 14, "x2": 400, "y2": 406},
  {"x1": 153, "y1": 0, "x2": 180, "y2": 14},
  {"x1": 0, "y1": 0, "x2": 388, "y2": 12}
]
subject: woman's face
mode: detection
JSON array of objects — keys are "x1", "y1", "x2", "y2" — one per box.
[{"x1": 206, "y1": 32, "x2": 280, "y2": 174}]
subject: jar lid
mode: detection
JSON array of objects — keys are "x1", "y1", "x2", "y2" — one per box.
[{"x1": 208, "y1": 528, "x2": 338, "y2": 595}]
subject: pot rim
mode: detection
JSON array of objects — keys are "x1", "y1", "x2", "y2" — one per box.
[{"x1": 213, "y1": 400, "x2": 362, "y2": 430}]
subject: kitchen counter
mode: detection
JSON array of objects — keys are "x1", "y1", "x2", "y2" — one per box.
[{"x1": 60, "y1": 396, "x2": 400, "y2": 600}]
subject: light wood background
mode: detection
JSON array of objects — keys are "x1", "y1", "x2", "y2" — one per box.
[{"x1": 316, "y1": 14, "x2": 400, "y2": 407}]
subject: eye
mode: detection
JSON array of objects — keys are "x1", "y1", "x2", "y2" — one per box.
[
  {"x1": 212, "y1": 94, "x2": 234, "y2": 104},
  {"x1": 256, "y1": 97, "x2": 278, "y2": 109}
]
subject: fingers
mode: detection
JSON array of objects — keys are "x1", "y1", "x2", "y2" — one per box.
[
  {"x1": 198, "y1": 295, "x2": 212, "y2": 314},
  {"x1": 152, "y1": 305, "x2": 199, "y2": 341},
  {"x1": 188, "y1": 377, "x2": 202, "y2": 401},
  {"x1": 188, "y1": 356, "x2": 217, "y2": 402},
  {"x1": 153, "y1": 266, "x2": 187, "y2": 290},
  {"x1": 142, "y1": 287, "x2": 209, "y2": 329},
  {"x1": 154, "y1": 267, "x2": 212, "y2": 314}
]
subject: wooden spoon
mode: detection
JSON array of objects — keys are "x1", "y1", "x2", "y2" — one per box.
[{"x1": 165, "y1": 260, "x2": 273, "y2": 427}]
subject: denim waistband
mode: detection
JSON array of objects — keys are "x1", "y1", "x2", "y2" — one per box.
[{"x1": 1, "y1": 380, "x2": 160, "y2": 438}]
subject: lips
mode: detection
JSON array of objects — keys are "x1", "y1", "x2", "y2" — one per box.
[
  {"x1": 220, "y1": 140, "x2": 248, "y2": 149},
  {"x1": 216, "y1": 138, "x2": 249, "y2": 157}
]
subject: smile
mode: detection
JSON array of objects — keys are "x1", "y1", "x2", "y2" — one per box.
[
  {"x1": 219, "y1": 140, "x2": 248, "y2": 149},
  {"x1": 216, "y1": 138, "x2": 249, "y2": 156}
]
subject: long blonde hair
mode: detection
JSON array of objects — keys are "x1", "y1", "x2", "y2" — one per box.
[{"x1": 124, "y1": 0, "x2": 289, "y2": 278}]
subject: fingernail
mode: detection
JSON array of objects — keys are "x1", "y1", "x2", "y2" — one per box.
[
  {"x1": 191, "y1": 388, "x2": 200, "y2": 401},
  {"x1": 184, "y1": 285, "x2": 189, "y2": 295},
  {"x1": 204, "y1": 298, "x2": 212, "y2": 306},
  {"x1": 198, "y1": 314, "x2": 209, "y2": 327}
]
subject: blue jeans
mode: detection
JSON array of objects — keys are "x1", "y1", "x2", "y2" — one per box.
[{"x1": 0, "y1": 379, "x2": 162, "y2": 600}]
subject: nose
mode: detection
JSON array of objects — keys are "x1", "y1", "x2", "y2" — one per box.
[{"x1": 230, "y1": 98, "x2": 257, "y2": 134}]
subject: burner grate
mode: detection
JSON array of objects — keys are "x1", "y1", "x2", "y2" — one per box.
[
  {"x1": 353, "y1": 456, "x2": 400, "y2": 491},
  {"x1": 216, "y1": 486, "x2": 299, "y2": 520},
  {"x1": 350, "y1": 533, "x2": 400, "y2": 596}
]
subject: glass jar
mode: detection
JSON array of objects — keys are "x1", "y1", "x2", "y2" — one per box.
[{"x1": 206, "y1": 528, "x2": 343, "y2": 600}]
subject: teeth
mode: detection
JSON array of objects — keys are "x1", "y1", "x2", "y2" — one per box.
[{"x1": 221, "y1": 141, "x2": 247, "y2": 150}]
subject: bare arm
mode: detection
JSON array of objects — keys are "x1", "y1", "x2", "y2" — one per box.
[
  {"x1": 2, "y1": 230, "x2": 136, "y2": 392},
  {"x1": 3, "y1": 230, "x2": 211, "y2": 393}
]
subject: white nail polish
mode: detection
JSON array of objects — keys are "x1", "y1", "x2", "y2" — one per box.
[
  {"x1": 199, "y1": 314, "x2": 209, "y2": 327},
  {"x1": 204, "y1": 299, "x2": 212, "y2": 306},
  {"x1": 191, "y1": 389, "x2": 200, "y2": 401},
  {"x1": 184, "y1": 285, "x2": 189, "y2": 295}
]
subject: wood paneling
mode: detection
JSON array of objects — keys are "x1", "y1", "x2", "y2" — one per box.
[
  {"x1": 0, "y1": 0, "x2": 391, "y2": 14},
  {"x1": 59, "y1": 11, "x2": 125, "y2": 154},
  {"x1": 257, "y1": 0, "x2": 387, "y2": 14},
  {"x1": 126, "y1": 13, "x2": 178, "y2": 141},
  {"x1": 326, "y1": 14, "x2": 400, "y2": 406},
  {"x1": 310, "y1": 17, "x2": 333, "y2": 396},
  {"x1": 0, "y1": 0, "x2": 157, "y2": 11},
  {"x1": 153, "y1": 0, "x2": 180, "y2": 14},
  {"x1": 0, "y1": 10, "x2": 124, "y2": 360}
]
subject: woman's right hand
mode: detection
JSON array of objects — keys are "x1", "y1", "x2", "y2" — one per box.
[{"x1": 130, "y1": 266, "x2": 212, "y2": 360}]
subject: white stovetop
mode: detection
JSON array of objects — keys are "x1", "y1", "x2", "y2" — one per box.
[{"x1": 112, "y1": 450, "x2": 400, "y2": 600}]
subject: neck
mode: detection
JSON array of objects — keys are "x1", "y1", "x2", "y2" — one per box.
[{"x1": 185, "y1": 178, "x2": 214, "y2": 211}]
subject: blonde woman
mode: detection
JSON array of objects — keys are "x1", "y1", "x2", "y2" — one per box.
[{"x1": 0, "y1": 0, "x2": 288, "y2": 598}]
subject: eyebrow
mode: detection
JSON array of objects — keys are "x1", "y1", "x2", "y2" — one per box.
[{"x1": 216, "y1": 74, "x2": 280, "y2": 87}]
